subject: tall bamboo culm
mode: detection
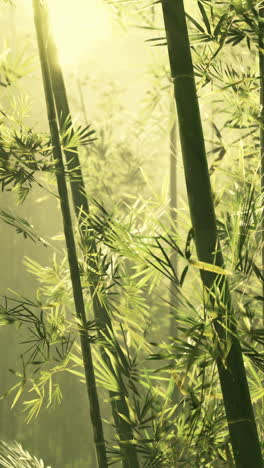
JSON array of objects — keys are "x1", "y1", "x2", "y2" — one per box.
[
  {"x1": 161, "y1": 0, "x2": 263, "y2": 466},
  {"x1": 32, "y1": 1, "x2": 107, "y2": 467},
  {"x1": 259, "y1": 2, "x2": 264, "y2": 323},
  {"x1": 36, "y1": 3, "x2": 140, "y2": 467}
]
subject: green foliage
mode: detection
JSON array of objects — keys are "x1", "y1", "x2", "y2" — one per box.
[
  {"x1": 0, "y1": 115, "x2": 97, "y2": 204},
  {"x1": 0, "y1": 0, "x2": 264, "y2": 466},
  {"x1": 0, "y1": 210, "x2": 48, "y2": 244},
  {"x1": 0, "y1": 440, "x2": 51, "y2": 468},
  {"x1": 0, "y1": 123, "x2": 52, "y2": 201},
  {"x1": 59, "y1": 114, "x2": 97, "y2": 153},
  {"x1": 0, "y1": 47, "x2": 34, "y2": 87}
]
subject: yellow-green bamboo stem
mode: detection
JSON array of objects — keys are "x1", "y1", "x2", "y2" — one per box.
[
  {"x1": 161, "y1": 0, "x2": 263, "y2": 466},
  {"x1": 32, "y1": 2, "x2": 107, "y2": 466}
]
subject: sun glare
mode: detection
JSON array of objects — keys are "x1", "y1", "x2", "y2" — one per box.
[{"x1": 47, "y1": 0, "x2": 112, "y2": 66}]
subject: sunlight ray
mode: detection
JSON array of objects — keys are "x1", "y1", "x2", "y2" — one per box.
[{"x1": 47, "y1": 0, "x2": 112, "y2": 65}]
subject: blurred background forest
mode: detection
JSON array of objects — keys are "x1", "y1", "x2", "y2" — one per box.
[{"x1": 0, "y1": 0, "x2": 263, "y2": 467}]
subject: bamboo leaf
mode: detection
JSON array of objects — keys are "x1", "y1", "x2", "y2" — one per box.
[{"x1": 188, "y1": 259, "x2": 233, "y2": 276}]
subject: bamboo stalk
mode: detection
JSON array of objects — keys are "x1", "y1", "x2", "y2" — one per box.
[
  {"x1": 161, "y1": 0, "x2": 263, "y2": 466},
  {"x1": 169, "y1": 97, "x2": 180, "y2": 408},
  {"x1": 37, "y1": 3, "x2": 140, "y2": 467},
  {"x1": 32, "y1": 2, "x2": 107, "y2": 466},
  {"x1": 169, "y1": 96, "x2": 178, "y2": 338},
  {"x1": 259, "y1": 2, "x2": 264, "y2": 323}
]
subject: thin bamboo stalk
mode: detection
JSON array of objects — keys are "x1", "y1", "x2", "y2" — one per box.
[
  {"x1": 259, "y1": 3, "x2": 264, "y2": 322},
  {"x1": 37, "y1": 4, "x2": 140, "y2": 467},
  {"x1": 161, "y1": 0, "x2": 263, "y2": 466},
  {"x1": 169, "y1": 96, "x2": 178, "y2": 337},
  {"x1": 169, "y1": 97, "x2": 180, "y2": 409},
  {"x1": 32, "y1": 2, "x2": 107, "y2": 467}
]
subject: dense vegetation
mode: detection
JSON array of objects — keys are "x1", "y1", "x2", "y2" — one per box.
[{"x1": 0, "y1": 0, "x2": 263, "y2": 467}]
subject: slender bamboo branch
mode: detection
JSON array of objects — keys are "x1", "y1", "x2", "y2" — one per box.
[
  {"x1": 32, "y1": 2, "x2": 107, "y2": 467},
  {"x1": 259, "y1": 2, "x2": 264, "y2": 323},
  {"x1": 169, "y1": 95, "x2": 180, "y2": 408},
  {"x1": 37, "y1": 3, "x2": 140, "y2": 467},
  {"x1": 169, "y1": 96, "x2": 178, "y2": 338},
  {"x1": 161, "y1": 0, "x2": 263, "y2": 466}
]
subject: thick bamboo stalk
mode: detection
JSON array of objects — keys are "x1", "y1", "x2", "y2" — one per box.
[
  {"x1": 161, "y1": 0, "x2": 263, "y2": 466},
  {"x1": 32, "y1": 2, "x2": 107, "y2": 467},
  {"x1": 259, "y1": 3, "x2": 264, "y2": 322},
  {"x1": 37, "y1": 4, "x2": 140, "y2": 467}
]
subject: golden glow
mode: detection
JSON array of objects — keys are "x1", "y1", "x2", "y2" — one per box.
[{"x1": 47, "y1": 0, "x2": 112, "y2": 66}]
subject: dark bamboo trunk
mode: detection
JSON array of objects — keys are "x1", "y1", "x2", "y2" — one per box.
[
  {"x1": 161, "y1": 0, "x2": 263, "y2": 466},
  {"x1": 32, "y1": 2, "x2": 107, "y2": 466},
  {"x1": 37, "y1": 4, "x2": 140, "y2": 467}
]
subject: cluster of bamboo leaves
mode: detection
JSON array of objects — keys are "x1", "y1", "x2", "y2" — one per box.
[
  {"x1": 0, "y1": 0, "x2": 264, "y2": 466},
  {"x1": 0, "y1": 440, "x2": 51, "y2": 468}
]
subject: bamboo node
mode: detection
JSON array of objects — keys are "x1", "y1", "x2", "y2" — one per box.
[{"x1": 172, "y1": 74, "x2": 193, "y2": 83}]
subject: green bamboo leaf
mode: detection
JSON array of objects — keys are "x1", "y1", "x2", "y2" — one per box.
[
  {"x1": 186, "y1": 12, "x2": 205, "y2": 34},
  {"x1": 11, "y1": 384, "x2": 25, "y2": 409},
  {"x1": 214, "y1": 14, "x2": 228, "y2": 38},
  {"x1": 198, "y1": 1, "x2": 211, "y2": 35},
  {"x1": 0, "y1": 440, "x2": 51, "y2": 468},
  {"x1": 0, "y1": 210, "x2": 48, "y2": 246},
  {"x1": 189, "y1": 259, "x2": 233, "y2": 276}
]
